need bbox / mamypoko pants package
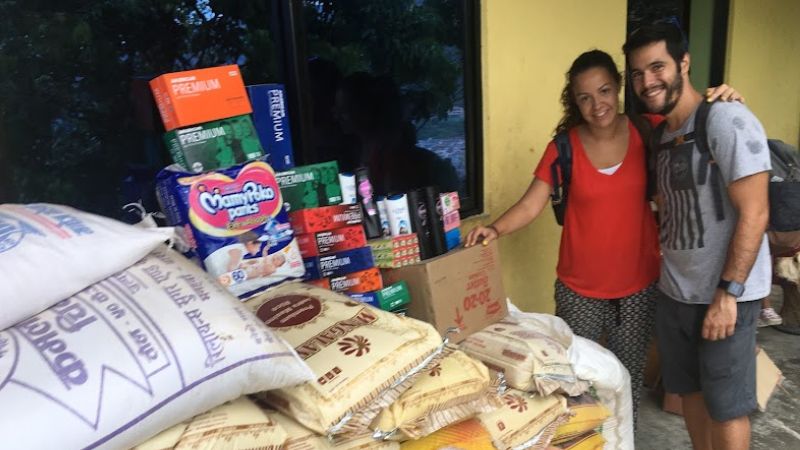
[156,157,305,298]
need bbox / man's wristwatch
[718,278,745,297]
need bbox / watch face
[728,281,745,297]
[719,279,745,297]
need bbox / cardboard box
[302,247,375,280]
[756,347,783,411]
[373,253,422,269]
[276,161,343,212]
[445,228,461,250]
[440,192,461,215]
[150,65,252,131]
[443,210,461,232]
[368,233,419,252]
[662,347,783,416]
[296,224,367,257]
[288,204,362,234]
[246,84,295,171]
[328,267,383,294]
[163,115,263,172]
[381,241,507,343]
[371,241,422,269]
[348,281,411,312]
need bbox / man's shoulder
[706,101,762,131]
[706,102,766,138]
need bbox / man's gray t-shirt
[657,102,772,304]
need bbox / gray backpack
[651,101,800,231]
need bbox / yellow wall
[726,0,800,146]
[473,0,628,313]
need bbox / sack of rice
[460,319,589,396]
[476,389,569,450]
[0,203,172,330]
[135,397,288,450]
[553,431,605,450]
[399,418,495,450]
[552,394,610,446]
[245,283,451,439]
[0,248,313,449]
[269,408,400,450]
[372,349,504,440]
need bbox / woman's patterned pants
[555,279,657,428]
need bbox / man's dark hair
[622,22,688,64]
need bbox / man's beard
[655,70,683,115]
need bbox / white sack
[0,247,314,449]
[0,203,173,329]
[506,303,634,450]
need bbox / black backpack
[651,101,800,231]
[549,114,654,225]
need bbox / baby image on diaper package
[157,157,305,298]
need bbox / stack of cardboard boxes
[150,65,296,173]
[284,177,411,314]
[150,65,264,173]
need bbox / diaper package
[156,157,305,298]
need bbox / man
[623,24,772,450]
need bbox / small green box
[276,161,343,212]
[378,281,411,311]
[163,114,264,173]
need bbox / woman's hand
[705,84,745,103]
[464,225,499,247]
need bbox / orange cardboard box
[149,64,252,131]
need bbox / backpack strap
[627,113,657,200]
[550,132,572,226]
[694,101,725,221]
[650,120,668,194]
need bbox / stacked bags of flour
[0,204,314,449]
[399,306,622,450]
[131,282,502,449]
[453,306,631,450]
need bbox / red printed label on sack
[256,295,323,328]
[186,161,282,237]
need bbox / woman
[465,49,740,425]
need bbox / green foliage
[0,0,279,216]
[302,0,461,121]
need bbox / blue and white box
[246,83,295,171]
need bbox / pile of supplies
[0,63,632,450]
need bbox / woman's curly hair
[553,50,622,137]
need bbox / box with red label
[149,64,252,131]
[381,240,507,343]
[303,247,375,280]
[443,210,461,232]
[296,225,367,257]
[328,267,383,294]
[440,191,461,215]
[288,204,362,235]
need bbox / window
[1,1,482,219]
